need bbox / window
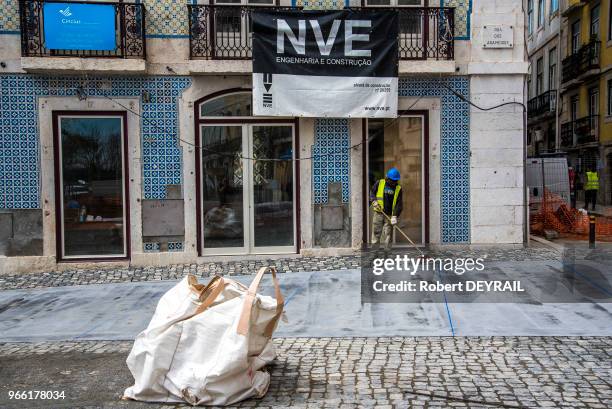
[571,20,581,54]
[550,0,558,14]
[570,95,578,122]
[608,80,612,116]
[528,0,534,34]
[590,5,600,40]
[536,57,544,95]
[589,87,599,117]
[538,0,545,27]
[609,3,612,40]
[53,113,129,260]
[527,76,532,99]
[548,47,557,90]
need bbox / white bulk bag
[123,267,284,406]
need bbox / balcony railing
[19,0,146,58]
[561,40,600,83]
[560,115,599,148]
[528,90,556,118]
[188,6,454,61]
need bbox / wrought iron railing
[19,0,146,58]
[561,40,600,83]
[528,89,556,118]
[188,6,454,60]
[560,115,599,148]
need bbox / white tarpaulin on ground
[252,9,398,118]
[123,267,284,406]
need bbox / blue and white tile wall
[312,119,351,204]
[0,75,191,209]
[399,76,470,243]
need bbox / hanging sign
[253,10,398,118]
[43,3,117,51]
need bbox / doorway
[365,112,428,245]
[196,91,298,255]
[52,112,130,260]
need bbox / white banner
[253,73,398,118]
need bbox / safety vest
[375,179,401,215]
[585,171,599,191]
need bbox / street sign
[482,25,514,49]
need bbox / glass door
[250,125,295,252]
[201,125,247,254]
[56,114,128,259]
[200,123,295,254]
[367,116,425,245]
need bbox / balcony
[561,40,600,85]
[560,115,599,148]
[528,90,557,119]
[19,0,146,73]
[187,6,455,73]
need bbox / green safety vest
[375,179,401,215]
[585,171,599,190]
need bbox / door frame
[194,89,300,256]
[52,111,131,262]
[361,110,430,245]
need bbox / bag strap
[190,275,226,316]
[236,266,284,337]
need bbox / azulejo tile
[312,118,351,204]
[399,76,470,244]
[0,74,191,209]
[0,0,20,32]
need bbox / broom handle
[373,203,425,257]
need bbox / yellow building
[559,0,612,205]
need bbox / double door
[200,123,296,254]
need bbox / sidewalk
[0,243,566,291]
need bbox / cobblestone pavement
[0,337,610,408]
[0,245,568,291]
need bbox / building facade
[0,0,527,272]
[557,0,612,205]
[526,0,562,156]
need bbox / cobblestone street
[1,337,611,408]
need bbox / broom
[372,203,426,258]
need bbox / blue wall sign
[43,3,116,51]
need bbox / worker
[584,166,599,211]
[370,168,402,249]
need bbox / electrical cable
[84,85,419,162]
[75,76,525,164]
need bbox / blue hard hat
[386,168,400,181]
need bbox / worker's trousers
[371,211,393,249]
[585,189,597,211]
